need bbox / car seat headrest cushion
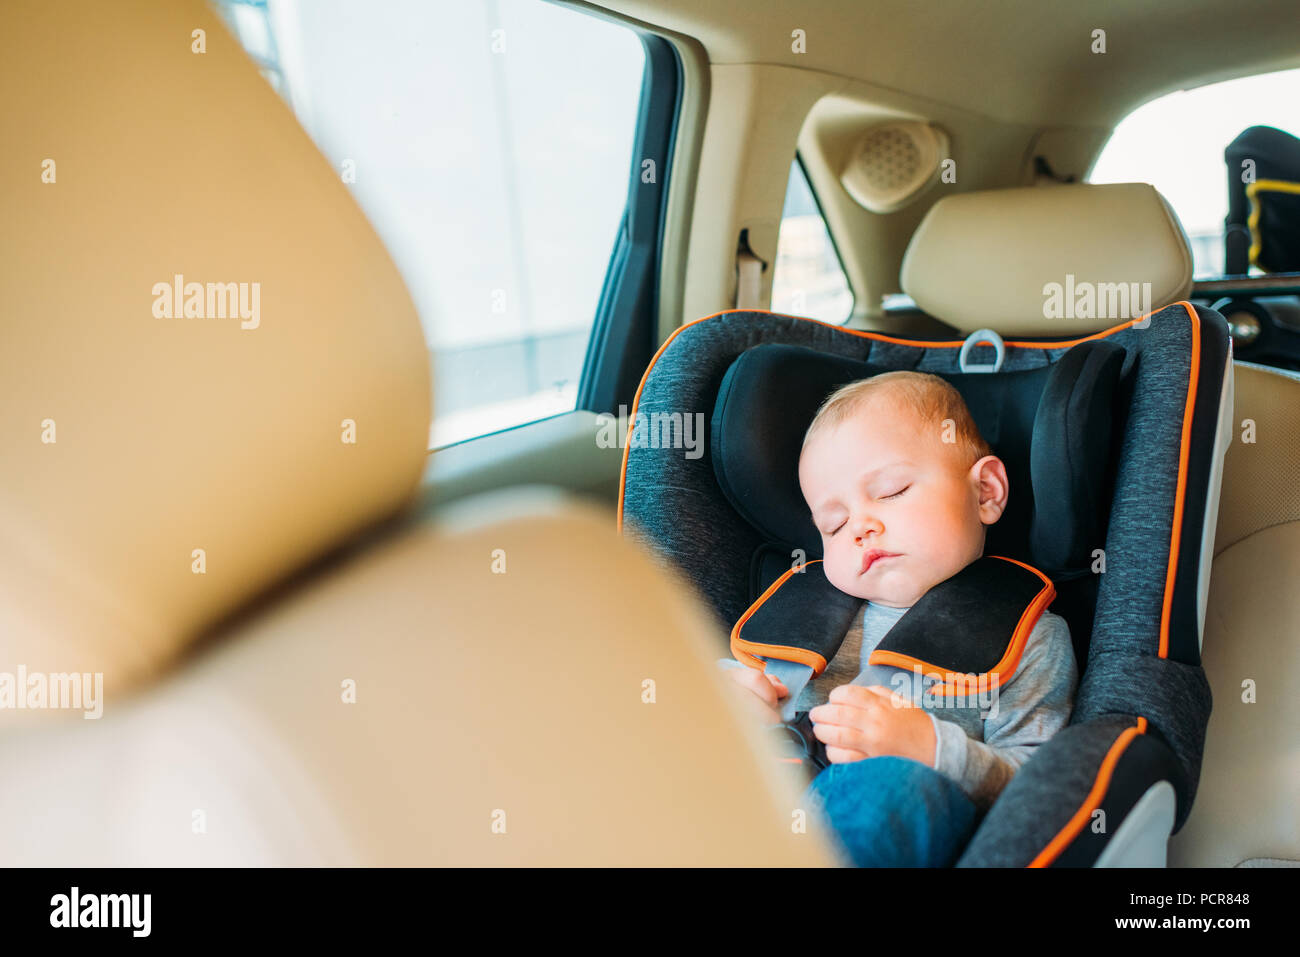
[1029,338,1127,573]
[710,345,891,555]
[710,339,1126,576]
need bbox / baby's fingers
[765,674,789,700]
[725,664,780,706]
[825,745,869,764]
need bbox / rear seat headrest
[900,183,1193,336]
[710,339,1126,577]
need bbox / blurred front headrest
[900,183,1194,335]
[0,0,432,696]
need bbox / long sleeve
[927,610,1078,812]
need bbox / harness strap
[761,658,814,723]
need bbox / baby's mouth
[860,550,901,574]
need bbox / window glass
[1089,68,1300,280]
[212,0,646,447]
[771,158,854,323]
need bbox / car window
[212,0,646,448]
[1089,67,1300,280]
[771,157,854,323]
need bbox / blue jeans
[804,756,980,867]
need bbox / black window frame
[576,32,682,415]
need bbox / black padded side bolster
[956,714,1182,867]
[1048,731,1188,866]
[1029,338,1126,576]
[1073,649,1212,828]
[731,561,862,671]
[872,556,1051,678]
[710,344,893,554]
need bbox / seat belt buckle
[769,710,830,775]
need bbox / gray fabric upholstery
[956,713,1182,866]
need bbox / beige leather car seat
[0,0,834,866]
[1167,361,1300,867]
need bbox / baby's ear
[974,455,1010,523]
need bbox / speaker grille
[841,122,948,214]
[859,126,922,190]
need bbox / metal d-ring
[958,328,1006,373]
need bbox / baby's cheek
[827,554,853,590]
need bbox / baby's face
[798,392,1008,607]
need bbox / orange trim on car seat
[729,560,831,674]
[1158,304,1200,660]
[1028,305,1201,865]
[1028,717,1149,867]
[617,302,1203,664]
[866,555,1055,694]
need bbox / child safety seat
[619,184,1233,867]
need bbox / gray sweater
[794,600,1079,812]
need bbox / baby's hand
[808,685,936,765]
[720,663,788,726]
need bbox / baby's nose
[847,514,889,546]
[852,516,883,542]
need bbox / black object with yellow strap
[1225,125,1300,274]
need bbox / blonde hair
[802,370,993,466]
